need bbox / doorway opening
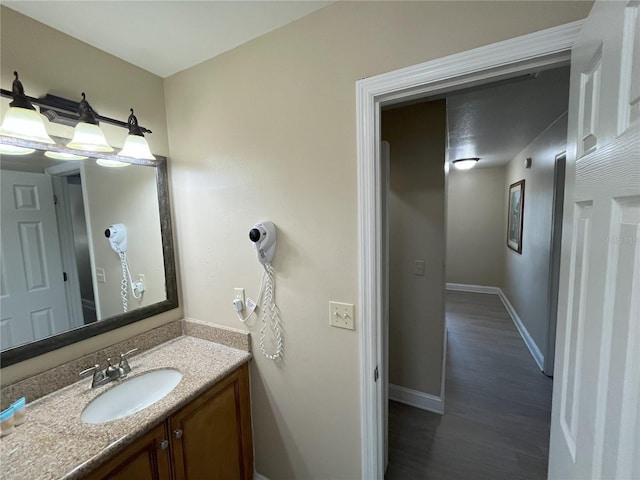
[51,171,97,326]
[356,20,583,478]
[380,64,569,477]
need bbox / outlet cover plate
[330,301,355,330]
[234,288,245,304]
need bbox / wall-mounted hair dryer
[249,221,276,265]
[105,224,127,253]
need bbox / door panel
[549,1,640,478]
[170,365,253,480]
[86,422,171,480]
[0,170,70,349]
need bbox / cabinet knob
[173,429,183,439]
[159,439,169,450]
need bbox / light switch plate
[96,267,106,284]
[330,301,355,330]
[414,260,425,276]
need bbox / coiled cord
[119,251,129,312]
[259,263,283,360]
[116,249,142,313]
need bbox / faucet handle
[79,364,101,378]
[119,348,138,375]
[79,364,105,388]
[121,348,138,358]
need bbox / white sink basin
[81,369,182,424]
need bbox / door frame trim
[356,20,583,479]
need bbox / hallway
[386,290,553,480]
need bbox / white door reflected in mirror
[0,150,167,351]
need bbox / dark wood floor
[386,291,553,480]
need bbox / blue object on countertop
[11,397,25,410]
[0,406,14,422]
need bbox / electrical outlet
[414,260,425,276]
[234,288,245,309]
[330,301,355,330]
[136,274,145,293]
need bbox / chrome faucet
[79,348,138,388]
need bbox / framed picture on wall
[507,179,525,253]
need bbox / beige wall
[447,167,506,286]
[0,7,181,384]
[163,2,591,478]
[82,162,165,319]
[382,101,446,397]
[0,1,593,476]
[0,8,169,156]
[503,113,568,353]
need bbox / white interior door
[381,141,390,473]
[0,170,70,349]
[549,1,640,479]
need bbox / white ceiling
[3,1,332,78]
[446,66,570,168]
[5,2,569,168]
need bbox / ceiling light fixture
[452,157,480,170]
[67,93,113,153]
[118,109,155,160]
[0,72,55,155]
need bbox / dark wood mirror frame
[0,136,178,367]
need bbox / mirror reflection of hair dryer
[104,223,143,312]
[105,224,127,253]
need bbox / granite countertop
[0,335,252,479]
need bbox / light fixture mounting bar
[0,89,152,134]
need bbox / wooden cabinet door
[169,364,253,480]
[86,422,172,480]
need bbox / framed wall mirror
[0,136,178,367]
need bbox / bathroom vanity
[0,321,253,479]
[88,363,252,480]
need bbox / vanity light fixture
[452,157,480,170]
[1,73,154,160]
[118,109,156,160]
[0,72,55,155]
[67,93,114,152]
[96,159,129,168]
[0,144,35,155]
[44,151,88,161]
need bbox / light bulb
[67,123,113,152]
[0,107,55,144]
[118,134,155,160]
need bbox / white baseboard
[446,283,544,371]
[496,289,544,371]
[254,473,269,480]
[389,384,443,415]
[446,282,501,295]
